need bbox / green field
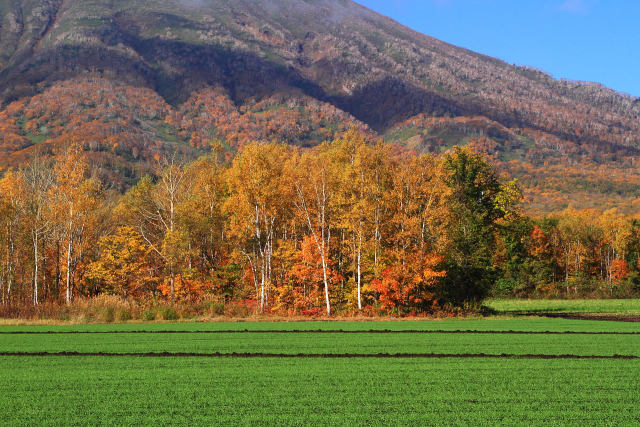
[1,318,639,425]
[1,329,639,356]
[2,317,640,332]
[486,298,640,314]
[2,357,639,425]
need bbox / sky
[354,0,640,97]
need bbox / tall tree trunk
[321,189,331,316]
[42,239,48,301]
[321,254,330,316]
[246,255,260,305]
[33,233,39,306]
[565,250,569,294]
[294,176,331,316]
[260,256,265,312]
[357,233,362,310]
[66,238,73,304]
[56,241,61,297]
[6,234,12,305]
[4,227,13,305]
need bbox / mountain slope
[1,0,639,210]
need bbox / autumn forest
[1,130,639,318]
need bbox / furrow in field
[1,351,638,359]
[1,329,639,335]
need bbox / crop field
[487,298,640,315]
[1,318,639,425]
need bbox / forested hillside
[1,0,639,212]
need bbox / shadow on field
[492,310,640,322]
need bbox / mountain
[1,0,639,211]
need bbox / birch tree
[118,156,192,301]
[0,172,23,305]
[52,144,102,303]
[225,143,292,311]
[22,158,54,305]
[288,143,340,315]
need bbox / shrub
[208,302,225,316]
[492,278,520,297]
[158,307,179,320]
[143,309,156,321]
[224,300,258,318]
[118,309,133,321]
[300,307,321,317]
[103,307,115,323]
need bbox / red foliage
[611,259,630,281]
[371,253,445,312]
[284,236,344,312]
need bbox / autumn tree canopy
[1,132,639,315]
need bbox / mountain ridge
[1,0,639,212]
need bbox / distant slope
[1,0,639,211]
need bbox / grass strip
[2,331,639,356]
[2,318,640,333]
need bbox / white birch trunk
[33,233,39,306]
[66,232,73,304]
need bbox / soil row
[0,351,637,359]
[1,329,638,335]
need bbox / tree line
[0,131,638,316]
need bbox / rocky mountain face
[1,0,639,210]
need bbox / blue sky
[355,0,640,97]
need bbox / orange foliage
[284,236,344,311]
[371,253,445,311]
[157,276,211,302]
[611,259,630,281]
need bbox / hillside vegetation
[1,0,639,211]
